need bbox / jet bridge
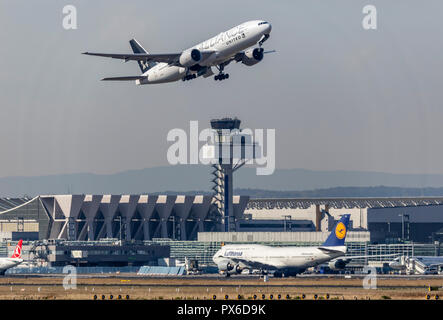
[397,255,443,274]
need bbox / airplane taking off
[0,240,23,275]
[83,20,273,84]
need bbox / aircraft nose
[266,23,272,34]
[213,250,220,263]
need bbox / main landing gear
[214,64,229,81]
[214,73,229,81]
[182,74,196,81]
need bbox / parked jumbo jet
[0,240,23,275]
[213,215,352,277]
[213,215,390,277]
[83,20,273,84]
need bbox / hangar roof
[247,197,443,210]
[3,196,443,213]
[0,198,31,211]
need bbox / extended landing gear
[259,34,270,47]
[214,64,229,81]
[214,73,229,81]
[182,74,197,81]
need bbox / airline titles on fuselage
[225,251,243,257]
[198,25,247,50]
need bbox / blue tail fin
[321,214,350,247]
[129,38,156,73]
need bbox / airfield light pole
[284,215,291,232]
[405,214,410,241]
[398,214,404,241]
[398,213,410,241]
[118,216,122,245]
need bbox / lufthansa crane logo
[335,222,346,239]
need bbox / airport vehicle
[83,20,273,84]
[0,240,23,275]
[389,255,443,274]
[184,257,201,275]
[213,215,353,277]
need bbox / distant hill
[2,165,443,197]
[154,186,443,198]
[234,186,443,198]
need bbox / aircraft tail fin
[321,214,350,247]
[10,239,22,259]
[129,38,156,73]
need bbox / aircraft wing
[427,263,443,267]
[83,50,216,65]
[101,76,147,81]
[334,253,400,262]
[318,247,346,254]
[83,52,181,63]
[232,49,276,62]
[228,257,276,271]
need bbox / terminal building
[1,117,441,271]
[0,195,442,268]
[243,198,443,243]
[0,195,249,242]
[27,240,169,267]
[1,195,443,244]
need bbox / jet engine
[241,48,264,66]
[328,259,347,270]
[179,49,202,67]
[217,261,244,274]
[218,261,234,272]
[234,264,243,274]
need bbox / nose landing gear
[259,34,270,47]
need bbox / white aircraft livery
[83,20,273,84]
[0,240,23,275]
[213,215,354,277]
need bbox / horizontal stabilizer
[318,246,346,254]
[129,38,156,73]
[101,76,147,81]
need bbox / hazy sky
[1,0,443,177]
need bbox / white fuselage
[213,244,346,272]
[0,257,23,273]
[137,20,271,84]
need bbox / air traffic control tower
[205,117,260,232]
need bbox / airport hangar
[0,195,442,268]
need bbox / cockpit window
[258,21,269,26]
